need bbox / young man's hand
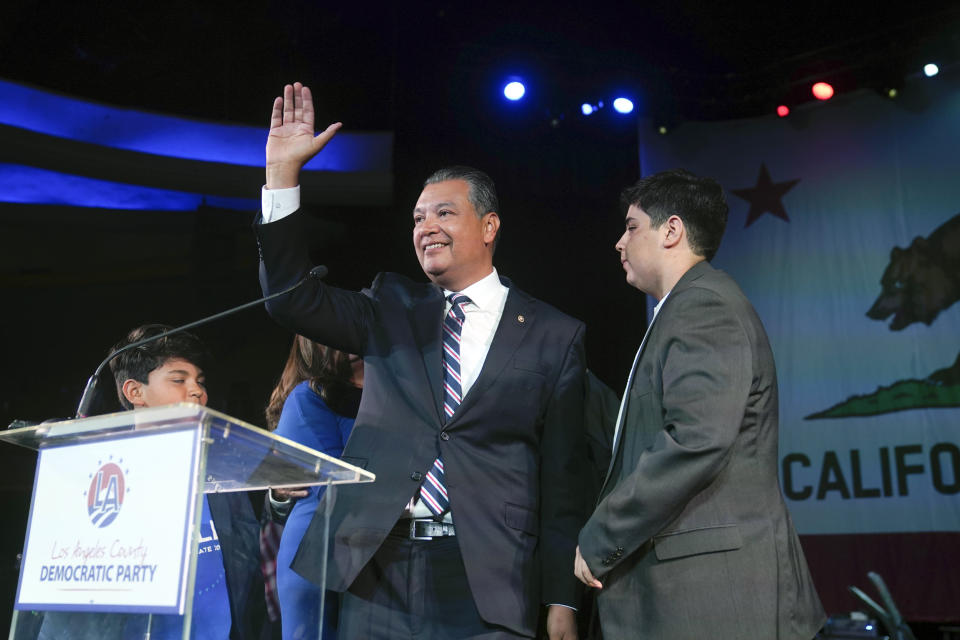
[574,545,602,589]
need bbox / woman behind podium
[265,336,362,640]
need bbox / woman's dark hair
[264,336,358,430]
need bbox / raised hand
[265,82,342,189]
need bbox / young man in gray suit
[256,83,586,639]
[574,170,825,639]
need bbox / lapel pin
[517,314,525,323]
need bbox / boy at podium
[37,325,267,640]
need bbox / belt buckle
[409,518,435,541]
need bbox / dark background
[2,1,960,634]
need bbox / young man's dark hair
[108,324,209,410]
[620,168,729,261]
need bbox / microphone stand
[74,265,328,418]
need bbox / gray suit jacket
[578,261,825,640]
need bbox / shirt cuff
[261,185,301,223]
[548,603,577,612]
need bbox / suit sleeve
[540,322,589,607]
[255,208,375,355]
[578,287,751,576]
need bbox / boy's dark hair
[620,168,729,261]
[108,324,209,410]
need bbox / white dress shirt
[261,185,301,223]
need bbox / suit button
[410,471,423,481]
[440,432,450,441]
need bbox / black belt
[391,517,456,540]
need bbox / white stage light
[613,97,634,114]
[503,81,526,101]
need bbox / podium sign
[2,404,375,640]
[16,427,200,613]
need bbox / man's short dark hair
[424,165,501,249]
[108,324,208,410]
[620,169,729,261]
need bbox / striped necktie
[419,293,471,518]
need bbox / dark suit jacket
[578,261,825,640]
[208,492,267,640]
[255,210,588,636]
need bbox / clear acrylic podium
[2,403,375,640]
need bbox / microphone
[74,265,329,418]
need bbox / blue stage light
[581,103,594,116]
[503,81,526,101]
[924,63,939,77]
[613,97,634,114]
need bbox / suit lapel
[409,287,446,423]
[448,287,533,423]
[598,261,713,497]
[598,315,655,498]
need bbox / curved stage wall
[0,78,392,210]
